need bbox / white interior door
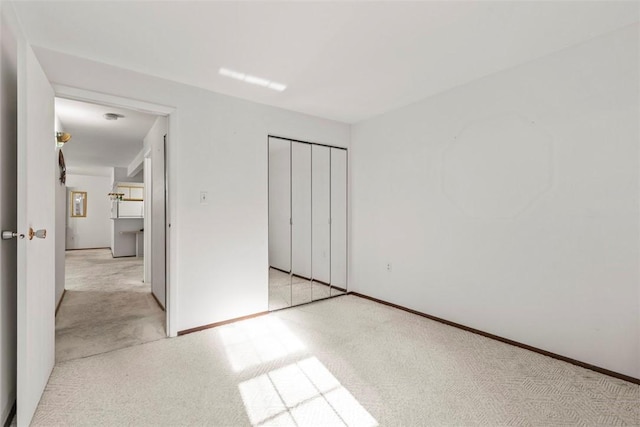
[268,137,291,272]
[151,132,166,308]
[291,142,311,278]
[144,157,152,283]
[16,43,56,426]
[312,145,331,285]
[330,148,347,291]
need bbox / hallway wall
[66,173,112,250]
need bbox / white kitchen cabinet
[129,186,144,200]
[115,183,144,201]
[117,200,144,218]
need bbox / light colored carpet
[56,249,165,362]
[65,248,149,293]
[34,295,638,426]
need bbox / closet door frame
[330,147,348,293]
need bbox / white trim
[127,147,148,178]
[143,157,152,286]
[52,84,175,116]
[54,85,179,337]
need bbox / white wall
[65,173,112,249]
[33,47,350,333]
[113,166,143,184]
[0,3,18,424]
[350,25,640,379]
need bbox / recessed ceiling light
[244,75,270,87]
[219,68,245,80]
[219,67,287,92]
[104,113,125,121]
[267,82,287,92]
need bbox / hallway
[56,249,165,362]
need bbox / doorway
[54,96,170,361]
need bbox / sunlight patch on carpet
[219,317,306,372]
[239,357,377,426]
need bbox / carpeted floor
[56,249,166,362]
[34,294,638,426]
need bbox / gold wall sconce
[56,132,72,148]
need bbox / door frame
[52,85,178,337]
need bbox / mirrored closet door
[291,141,312,306]
[268,136,347,310]
[311,145,331,300]
[268,137,291,310]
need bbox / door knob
[28,228,46,240]
[1,231,25,240]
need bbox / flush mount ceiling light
[104,113,125,121]
[219,68,287,92]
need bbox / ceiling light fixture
[104,113,125,121]
[219,68,287,92]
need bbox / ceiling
[12,1,639,124]
[56,98,158,168]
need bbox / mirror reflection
[268,137,347,311]
[291,141,312,306]
[311,144,330,302]
[70,191,87,218]
[268,137,292,310]
[268,268,291,311]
